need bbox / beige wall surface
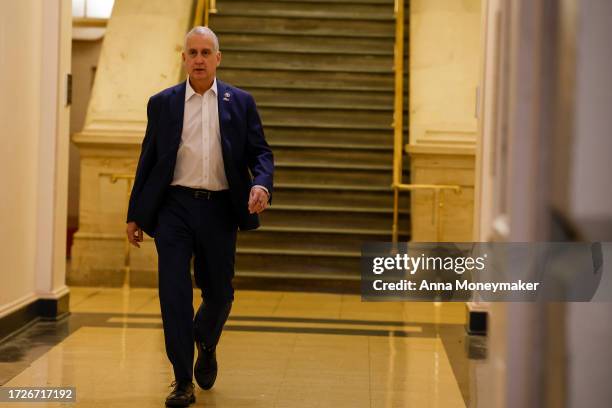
[407,0,481,242]
[71,40,103,135]
[68,39,103,227]
[0,0,42,312]
[0,0,71,317]
[82,0,193,136]
[409,0,481,146]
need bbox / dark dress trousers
[126,79,274,382]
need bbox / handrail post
[194,0,217,27]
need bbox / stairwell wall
[70,0,193,286]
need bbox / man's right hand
[126,221,143,248]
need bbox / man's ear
[216,51,222,67]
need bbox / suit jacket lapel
[217,79,233,152]
[169,81,186,151]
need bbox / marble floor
[0,287,482,407]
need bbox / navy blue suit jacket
[126,79,274,237]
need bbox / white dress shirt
[171,77,229,190]
[171,76,269,198]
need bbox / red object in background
[66,227,78,259]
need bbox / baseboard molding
[0,292,70,344]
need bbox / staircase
[208,0,410,290]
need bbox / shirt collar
[185,76,217,101]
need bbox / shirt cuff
[252,185,270,198]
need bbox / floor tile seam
[80,321,438,338]
[69,289,102,309]
[71,311,465,329]
[271,331,299,406]
[105,317,426,333]
[367,336,373,408]
[68,314,464,339]
[131,293,160,313]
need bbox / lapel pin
[223,92,231,101]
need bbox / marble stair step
[217,68,394,91]
[215,2,394,21]
[271,145,392,167]
[271,185,410,209]
[258,205,409,231]
[211,15,395,38]
[237,228,408,255]
[248,87,395,110]
[220,33,394,55]
[274,163,393,187]
[264,126,396,147]
[221,50,393,73]
[258,106,392,129]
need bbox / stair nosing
[214,29,395,40]
[221,64,393,74]
[257,102,393,111]
[267,204,408,214]
[218,0,395,4]
[264,122,392,131]
[274,161,392,170]
[215,12,395,21]
[270,142,392,151]
[222,46,393,57]
[234,270,362,281]
[256,225,405,235]
[237,248,361,258]
[223,82,394,92]
[275,183,394,192]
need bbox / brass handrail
[391,0,406,243]
[390,0,462,242]
[194,0,217,27]
[99,173,136,288]
[392,183,462,242]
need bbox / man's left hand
[248,187,269,214]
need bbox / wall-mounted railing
[390,0,462,242]
[391,0,406,243]
[392,183,462,242]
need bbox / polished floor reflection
[0,287,477,407]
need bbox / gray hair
[184,26,219,52]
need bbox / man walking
[125,26,274,407]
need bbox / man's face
[182,34,221,82]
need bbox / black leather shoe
[165,381,195,407]
[194,342,218,390]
